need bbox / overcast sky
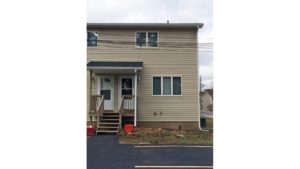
[87,0,213,89]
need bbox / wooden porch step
[102,118,119,120]
[102,115,119,117]
[103,113,119,116]
[101,119,119,121]
[99,122,120,125]
[98,126,119,129]
[103,111,119,114]
[96,130,118,133]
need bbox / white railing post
[134,70,138,126]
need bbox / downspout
[197,26,201,130]
[134,69,138,127]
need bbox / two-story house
[87,23,203,134]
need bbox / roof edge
[87,23,204,29]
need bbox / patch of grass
[119,128,213,145]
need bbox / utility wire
[93,40,213,48]
[88,32,213,41]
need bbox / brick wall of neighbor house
[87,27,199,124]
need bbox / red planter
[87,127,94,136]
[124,124,134,134]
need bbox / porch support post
[89,70,93,126]
[134,69,138,126]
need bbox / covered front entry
[96,75,135,112]
[87,61,143,134]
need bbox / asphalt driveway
[87,135,213,169]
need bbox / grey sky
[87,0,213,89]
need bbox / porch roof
[87,61,143,70]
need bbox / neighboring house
[87,23,204,134]
[200,89,213,112]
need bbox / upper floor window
[136,32,158,48]
[87,32,98,47]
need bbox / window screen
[148,32,158,47]
[100,90,111,100]
[163,77,171,95]
[87,32,98,47]
[173,77,181,95]
[136,32,146,47]
[153,77,161,95]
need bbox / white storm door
[98,76,114,110]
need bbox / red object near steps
[124,124,134,134]
[87,126,94,136]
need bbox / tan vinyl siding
[87,28,198,121]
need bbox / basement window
[153,76,182,96]
[136,32,158,47]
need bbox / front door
[98,76,114,110]
[119,76,135,109]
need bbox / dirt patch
[119,128,213,145]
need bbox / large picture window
[87,32,98,47]
[153,76,181,96]
[136,32,158,47]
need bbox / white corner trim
[197,28,201,130]
[134,71,138,126]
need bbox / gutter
[87,23,204,29]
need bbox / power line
[92,40,213,49]
[96,40,213,44]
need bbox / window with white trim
[87,32,98,47]
[136,32,158,47]
[153,76,181,96]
